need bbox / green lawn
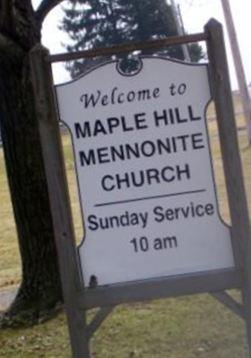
[0,101,251,357]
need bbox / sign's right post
[205,19,251,355]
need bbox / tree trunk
[0,17,62,327]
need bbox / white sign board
[56,57,234,287]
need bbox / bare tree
[0,0,65,328]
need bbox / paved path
[0,287,18,311]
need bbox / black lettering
[79,150,96,166]
[141,141,156,157]
[153,206,165,222]
[109,216,120,228]
[93,120,107,136]
[80,90,101,108]
[189,105,201,121]
[190,202,196,217]
[131,171,144,187]
[192,133,205,149]
[74,122,91,139]
[177,134,189,151]
[178,83,186,95]
[127,91,136,102]
[100,218,109,230]
[153,87,160,98]
[116,172,130,189]
[171,136,177,152]
[110,145,125,162]
[176,164,190,180]
[169,109,175,124]
[163,236,178,248]
[101,175,115,191]
[156,138,172,154]
[165,209,174,221]
[97,147,109,164]
[135,113,148,130]
[121,116,134,132]
[118,92,124,103]
[111,87,118,104]
[170,83,176,96]
[205,203,214,215]
[196,204,204,216]
[154,238,163,250]
[174,208,180,219]
[107,117,120,133]
[161,166,175,182]
[154,109,168,127]
[87,215,99,231]
[146,168,160,184]
[137,89,150,101]
[175,108,187,123]
[180,206,190,218]
[101,95,109,106]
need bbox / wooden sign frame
[30,19,251,357]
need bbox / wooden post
[205,19,251,356]
[28,26,251,355]
[221,0,251,144]
[30,44,90,358]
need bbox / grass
[0,151,21,289]
[0,295,248,357]
[0,95,251,357]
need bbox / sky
[32,0,251,89]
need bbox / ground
[0,95,251,357]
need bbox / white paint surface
[56,57,234,287]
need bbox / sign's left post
[29,44,90,358]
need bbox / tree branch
[36,0,65,24]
